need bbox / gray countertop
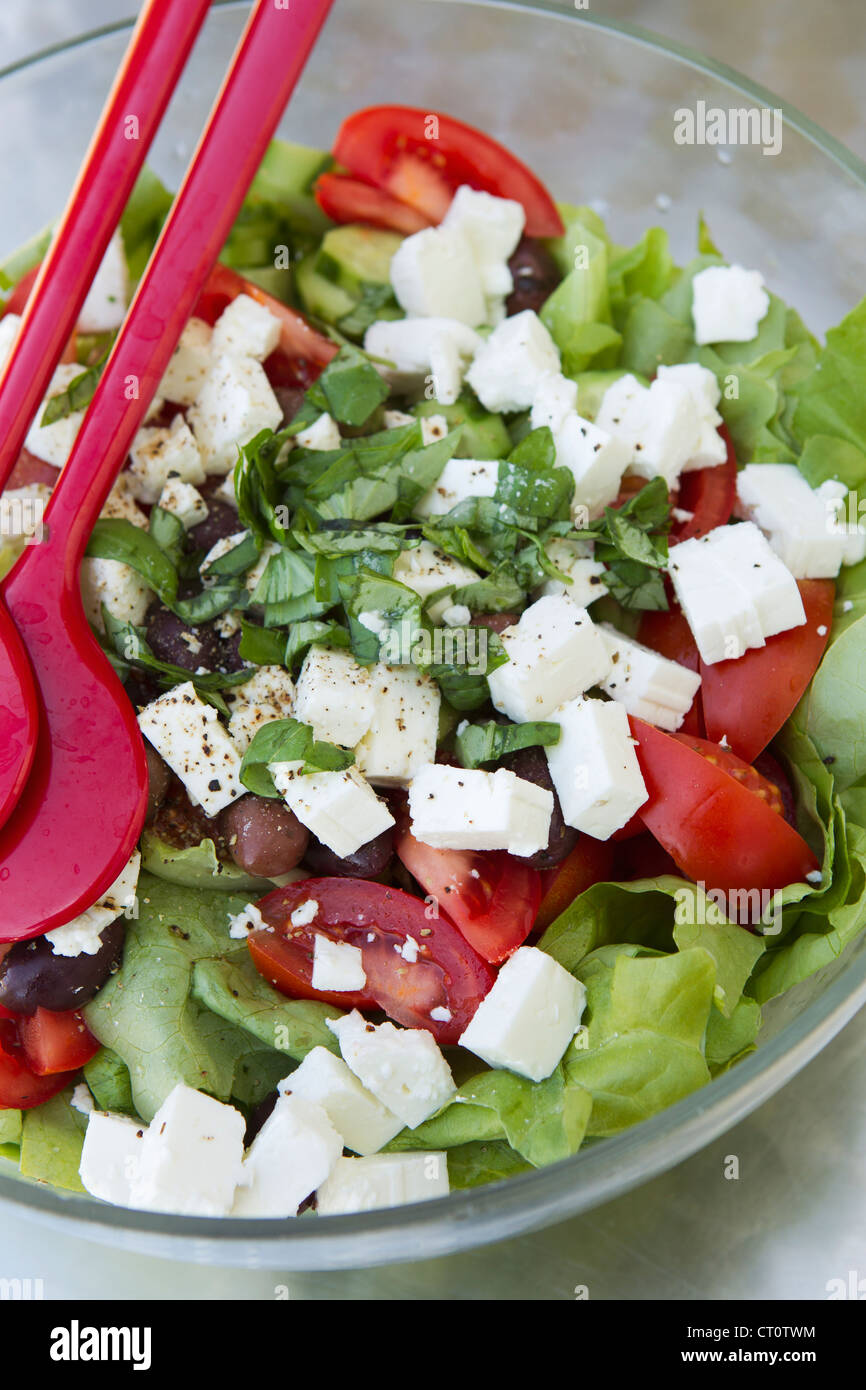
[1,0,864,1300]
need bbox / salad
[1,104,865,1220]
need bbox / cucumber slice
[314,224,404,294]
[414,397,512,460]
[296,253,357,325]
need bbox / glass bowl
[1,0,865,1271]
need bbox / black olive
[0,920,125,1016]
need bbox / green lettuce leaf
[19,1091,88,1193]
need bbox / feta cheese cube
[45,850,140,957]
[556,412,631,518]
[530,370,578,436]
[138,681,246,815]
[488,594,611,722]
[211,293,281,361]
[232,1093,342,1218]
[78,232,128,332]
[667,522,806,664]
[296,412,341,451]
[79,1111,147,1207]
[131,1084,245,1217]
[597,623,702,731]
[311,934,367,993]
[354,664,441,787]
[159,317,213,405]
[736,462,866,577]
[80,556,152,632]
[365,317,482,405]
[536,537,608,605]
[269,761,395,857]
[281,1047,403,1156]
[316,1151,449,1215]
[327,1010,456,1129]
[128,415,205,503]
[413,457,499,519]
[157,478,209,530]
[597,375,702,488]
[25,363,86,468]
[392,539,480,622]
[443,185,524,280]
[389,224,487,326]
[294,646,376,747]
[465,310,561,413]
[188,352,282,474]
[459,945,586,1082]
[227,663,295,716]
[691,263,770,345]
[0,312,22,371]
[100,473,148,528]
[408,763,553,857]
[545,695,648,838]
[656,363,727,470]
[441,602,471,626]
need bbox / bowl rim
[1,0,866,1268]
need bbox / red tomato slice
[534,836,615,932]
[670,426,737,543]
[332,105,565,238]
[6,446,59,490]
[248,877,495,1045]
[673,732,787,818]
[700,579,835,762]
[395,829,541,964]
[637,598,704,735]
[18,1007,100,1077]
[314,172,433,235]
[0,1021,75,1109]
[195,264,337,388]
[631,717,819,897]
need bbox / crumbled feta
[232,1093,342,1218]
[413,457,499,519]
[392,539,479,622]
[79,1111,147,1207]
[188,352,282,474]
[0,312,22,371]
[692,264,770,345]
[128,415,205,503]
[441,602,472,627]
[80,556,152,632]
[25,363,87,468]
[389,223,487,326]
[327,1010,456,1129]
[365,317,482,405]
[227,902,266,940]
[311,934,367,993]
[442,184,525,320]
[736,463,866,577]
[290,899,320,928]
[100,473,148,528]
[296,412,341,451]
[459,945,586,1082]
[536,537,608,605]
[45,850,140,956]
[408,763,553,857]
[70,1084,95,1115]
[138,681,245,815]
[156,477,209,530]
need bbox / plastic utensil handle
[41,0,336,566]
[0,0,212,494]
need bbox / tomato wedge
[395,829,541,964]
[0,1020,75,1109]
[700,579,835,762]
[670,426,737,543]
[630,717,819,898]
[332,105,565,238]
[534,836,615,932]
[195,264,337,387]
[637,598,704,735]
[17,1007,100,1077]
[314,172,433,235]
[248,877,495,1045]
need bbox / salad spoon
[0,0,336,937]
[0,0,213,831]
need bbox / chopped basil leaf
[239,717,355,798]
[305,343,389,426]
[455,719,561,769]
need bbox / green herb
[41,349,109,425]
[305,342,389,426]
[239,717,355,798]
[455,718,560,768]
